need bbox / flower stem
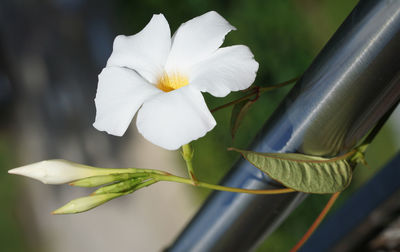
[153,174,295,194]
[211,76,299,113]
[290,192,341,252]
[100,167,170,175]
[181,143,198,185]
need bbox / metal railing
[302,152,400,251]
[168,0,400,251]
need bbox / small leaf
[229,148,353,194]
[52,193,124,214]
[230,99,255,139]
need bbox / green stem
[211,76,299,113]
[99,167,170,176]
[181,143,198,185]
[211,90,259,113]
[154,174,295,194]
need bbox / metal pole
[168,0,400,251]
[301,152,400,251]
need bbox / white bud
[8,160,115,184]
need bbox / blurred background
[1,0,399,251]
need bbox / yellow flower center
[157,72,189,92]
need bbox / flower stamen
[157,72,189,92]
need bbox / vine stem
[153,174,295,194]
[211,76,299,113]
[290,192,341,252]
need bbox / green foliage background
[0,135,28,251]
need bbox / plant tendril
[290,192,341,252]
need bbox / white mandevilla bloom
[93,11,259,150]
[8,160,121,184]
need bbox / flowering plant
[8,11,371,251]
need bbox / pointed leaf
[230,99,255,139]
[230,148,352,194]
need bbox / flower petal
[136,86,216,150]
[190,45,259,97]
[165,11,236,73]
[107,14,171,84]
[93,67,162,136]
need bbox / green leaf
[230,99,256,139]
[229,148,353,194]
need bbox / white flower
[8,160,124,184]
[93,11,259,150]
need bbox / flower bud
[8,160,124,184]
[52,193,123,214]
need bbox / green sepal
[69,173,149,187]
[230,148,353,194]
[92,178,145,195]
